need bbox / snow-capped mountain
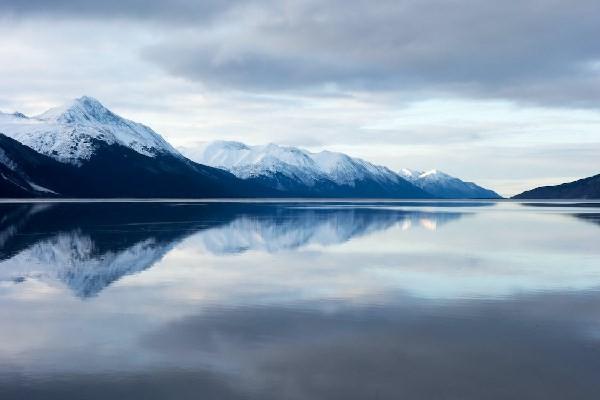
[190,141,403,186]
[0,98,268,198]
[400,169,501,199]
[0,96,179,164]
[181,140,501,198]
[181,141,430,198]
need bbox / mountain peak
[420,169,443,178]
[36,96,119,124]
[0,110,28,119]
[209,140,250,150]
[400,168,422,180]
[420,169,441,177]
[402,168,501,198]
[73,95,107,111]
[12,111,28,119]
[1,96,180,162]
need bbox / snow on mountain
[181,140,501,198]
[0,147,17,171]
[0,136,59,196]
[0,96,180,163]
[400,169,501,199]
[399,168,421,181]
[183,140,412,188]
[190,141,320,185]
[311,150,402,186]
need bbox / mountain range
[0,97,269,198]
[0,95,499,198]
[180,140,501,198]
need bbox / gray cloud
[141,0,600,106]
[2,0,600,106]
[0,0,238,24]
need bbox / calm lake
[1,200,599,399]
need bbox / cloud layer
[4,0,600,105]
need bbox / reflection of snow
[0,205,463,297]
[0,231,176,298]
[419,218,437,231]
[197,210,460,254]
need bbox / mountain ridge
[182,140,500,199]
[400,168,502,199]
[181,140,431,198]
[513,174,600,199]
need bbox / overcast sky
[1,0,599,195]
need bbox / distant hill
[513,174,600,199]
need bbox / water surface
[1,200,599,399]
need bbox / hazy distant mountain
[400,169,501,199]
[181,140,431,198]
[181,141,501,199]
[513,174,600,199]
[0,97,269,198]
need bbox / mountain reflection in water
[0,202,469,297]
